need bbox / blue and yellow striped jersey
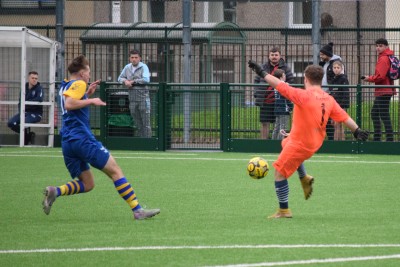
[58,79,94,141]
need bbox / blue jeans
[7,112,42,133]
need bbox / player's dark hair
[28,71,38,76]
[273,69,285,79]
[129,49,142,57]
[269,46,281,54]
[68,55,89,74]
[304,65,324,85]
[375,38,388,46]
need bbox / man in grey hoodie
[118,50,152,138]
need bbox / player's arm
[65,96,105,110]
[86,79,101,96]
[248,60,283,88]
[63,80,105,110]
[343,117,369,141]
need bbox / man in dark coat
[254,46,294,139]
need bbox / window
[150,1,165,22]
[0,0,56,14]
[288,1,312,28]
[212,58,234,83]
[111,1,121,23]
[0,0,55,9]
[289,58,312,84]
[223,1,236,23]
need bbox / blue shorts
[62,137,110,178]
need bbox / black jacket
[331,74,350,109]
[19,82,43,115]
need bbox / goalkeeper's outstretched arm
[343,117,358,133]
[248,60,284,89]
[343,118,369,141]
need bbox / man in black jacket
[8,71,43,144]
[254,46,294,139]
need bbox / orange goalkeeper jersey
[276,82,349,152]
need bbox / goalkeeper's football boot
[133,208,160,220]
[42,186,57,215]
[300,174,314,200]
[268,208,293,219]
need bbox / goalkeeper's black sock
[297,163,307,179]
[275,180,289,209]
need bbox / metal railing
[98,82,400,154]
[2,81,399,154]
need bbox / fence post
[158,83,167,151]
[220,83,231,151]
[99,81,106,143]
[356,83,362,128]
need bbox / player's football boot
[268,208,293,219]
[133,208,160,220]
[300,174,314,200]
[42,186,57,215]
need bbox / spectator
[118,50,152,138]
[254,46,294,139]
[331,61,350,140]
[271,69,292,140]
[7,71,43,145]
[362,38,396,142]
[319,42,343,141]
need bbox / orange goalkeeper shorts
[273,137,314,178]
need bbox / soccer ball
[247,157,269,179]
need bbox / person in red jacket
[362,38,396,142]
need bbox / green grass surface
[0,148,399,266]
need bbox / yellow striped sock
[114,178,141,211]
[58,180,85,196]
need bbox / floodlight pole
[55,0,65,130]
[182,0,192,144]
[56,0,65,82]
[312,0,321,65]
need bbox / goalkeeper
[248,61,369,219]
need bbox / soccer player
[248,60,369,219]
[42,55,160,220]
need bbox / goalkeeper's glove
[248,60,267,78]
[353,128,369,141]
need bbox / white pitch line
[1,244,400,254]
[204,254,400,267]
[0,151,199,156]
[0,153,399,164]
[0,150,359,159]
